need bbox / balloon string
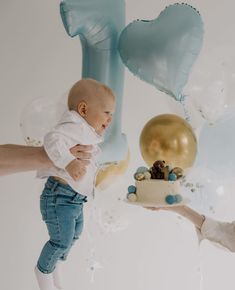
[180,94,191,123]
[198,246,205,290]
[84,205,103,283]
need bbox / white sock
[53,262,64,289]
[34,266,55,290]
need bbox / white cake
[127,179,188,207]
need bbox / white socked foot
[34,266,56,290]
[198,217,235,252]
[53,262,64,289]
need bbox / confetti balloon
[20,97,66,146]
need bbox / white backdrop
[1,1,235,290]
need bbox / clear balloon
[181,167,226,216]
[195,111,235,178]
[20,97,66,146]
[118,3,204,101]
[92,179,135,234]
[186,45,235,124]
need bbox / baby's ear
[77,101,87,117]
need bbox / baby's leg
[37,201,78,274]
[54,206,84,289]
[37,181,86,289]
[59,207,84,261]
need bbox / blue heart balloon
[118,3,204,101]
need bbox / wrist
[199,215,206,230]
[39,147,53,169]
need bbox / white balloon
[182,167,226,217]
[20,97,66,146]
[185,45,235,125]
[92,182,135,234]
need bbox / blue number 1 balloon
[60,0,128,165]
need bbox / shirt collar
[60,110,103,144]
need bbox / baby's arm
[65,159,88,181]
[44,124,89,181]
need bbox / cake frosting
[126,160,188,207]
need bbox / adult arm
[168,205,205,230]
[146,205,205,229]
[0,144,92,176]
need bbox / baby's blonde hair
[68,78,114,111]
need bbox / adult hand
[144,205,184,212]
[144,206,170,211]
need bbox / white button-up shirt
[37,110,103,197]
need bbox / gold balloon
[96,150,130,190]
[140,114,197,169]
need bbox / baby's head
[68,78,115,135]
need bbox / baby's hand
[69,144,93,160]
[65,159,89,181]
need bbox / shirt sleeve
[43,123,80,169]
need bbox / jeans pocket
[40,196,47,221]
[71,193,87,204]
[56,195,83,206]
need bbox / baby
[35,78,115,290]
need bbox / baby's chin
[96,128,105,136]
[96,125,108,135]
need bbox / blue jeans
[37,177,87,274]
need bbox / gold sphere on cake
[96,150,130,190]
[139,114,197,169]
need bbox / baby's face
[84,94,115,135]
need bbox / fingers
[79,159,90,166]
[144,206,170,211]
[72,159,89,181]
[70,144,93,159]
[72,167,87,181]
[73,144,93,152]
[75,151,92,159]
[144,207,160,211]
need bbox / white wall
[1,1,235,290]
